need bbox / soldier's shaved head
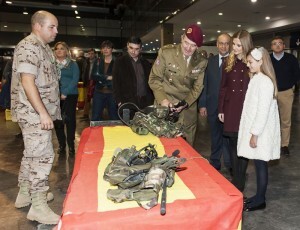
[31,10,55,27]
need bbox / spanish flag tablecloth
[57,126,242,230]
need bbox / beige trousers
[277,88,294,147]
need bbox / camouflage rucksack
[103,144,186,210]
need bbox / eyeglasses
[272,41,284,46]
[218,42,229,46]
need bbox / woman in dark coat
[218,30,253,192]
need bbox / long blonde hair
[225,30,253,72]
[247,47,278,98]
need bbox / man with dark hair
[149,25,207,145]
[113,36,154,109]
[270,36,300,155]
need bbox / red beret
[185,24,203,47]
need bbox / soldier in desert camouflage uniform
[10,10,61,225]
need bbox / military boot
[27,192,60,225]
[15,182,54,208]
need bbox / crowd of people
[1,9,299,226]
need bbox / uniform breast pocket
[186,71,200,86]
[166,67,179,84]
[166,67,178,76]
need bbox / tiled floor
[0,91,299,229]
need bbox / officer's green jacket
[149,44,208,144]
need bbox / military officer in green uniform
[149,24,208,145]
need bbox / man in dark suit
[199,33,231,172]
[113,36,154,109]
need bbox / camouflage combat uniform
[11,33,61,192]
[149,44,207,145]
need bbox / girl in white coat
[238,47,280,211]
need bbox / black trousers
[54,94,78,150]
[228,136,249,192]
[208,113,231,170]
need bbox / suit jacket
[112,53,153,108]
[198,54,222,116]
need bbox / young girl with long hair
[238,47,280,211]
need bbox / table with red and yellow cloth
[57,126,242,230]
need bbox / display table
[57,126,242,230]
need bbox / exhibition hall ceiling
[0,0,300,50]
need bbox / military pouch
[130,124,149,135]
[107,187,158,210]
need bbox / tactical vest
[103,144,186,210]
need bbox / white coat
[237,72,280,161]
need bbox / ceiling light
[203,34,205,37]
[218,12,223,16]
[23,11,28,15]
[265,16,270,20]
[172,10,179,15]
[4,25,8,28]
[150,42,153,44]
[197,21,201,25]
[71,5,77,8]
[217,30,221,33]
[237,24,241,27]
[6,1,12,4]
[159,20,163,24]
[156,39,159,42]
[146,43,148,46]
[75,10,78,14]
[182,28,185,31]
[251,0,257,2]
[76,16,81,19]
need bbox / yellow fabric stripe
[97,126,195,212]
